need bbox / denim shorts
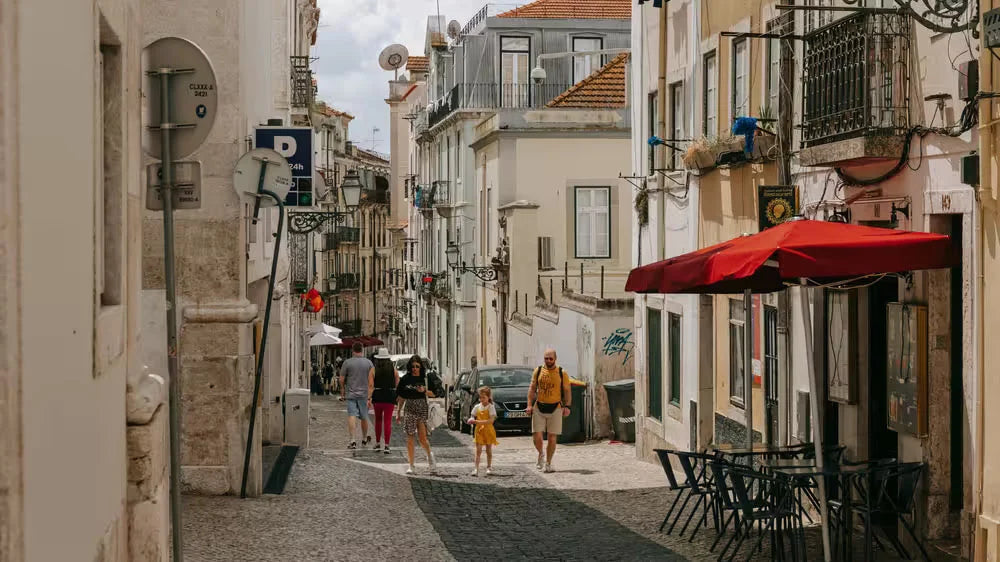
[346,398,369,421]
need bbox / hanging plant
[634,186,649,226]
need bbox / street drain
[263,445,299,494]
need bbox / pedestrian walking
[371,347,398,454]
[467,386,498,477]
[322,361,335,395]
[395,355,437,474]
[333,355,344,397]
[526,348,572,473]
[339,342,374,449]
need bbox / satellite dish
[378,44,409,73]
[232,148,293,207]
[447,20,462,40]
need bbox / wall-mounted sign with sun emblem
[757,185,800,231]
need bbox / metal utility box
[283,388,311,447]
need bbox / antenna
[370,127,381,151]
[378,44,409,79]
[447,20,462,40]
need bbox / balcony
[332,319,361,337]
[799,10,911,166]
[427,83,573,129]
[415,184,435,216]
[335,226,360,244]
[328,273,360,293]
[290,56,315,110]
[413,108,429,140]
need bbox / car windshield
[479,369,533,388]
[395,359,409,371]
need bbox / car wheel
[447,407,458,431]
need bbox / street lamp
[446,241,499,283]
[340,169,363,210]
[287,170,362,234]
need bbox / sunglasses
[411,364,422,369]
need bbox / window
[537,236,553,270]
[765,29,780,117]
[731,38,749,120]
[729,299,746,407]
[703,52,718,136]
[362,257,367,291]
[574,187,611,258]
[647,308,662,421]
[669,82,684,170]
[500,37,530,107]
[804,0,833,32]
[573,36,603,83]
[648,91,658,174]
[669,312,681,406]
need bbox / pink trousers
[373,402,395,444]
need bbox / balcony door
[500,36,530,108]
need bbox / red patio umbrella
[625,218,956,562]
[625,219,957,294]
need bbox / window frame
[731,38,749,121]
[729,298,746,408]
[647,307,663,421]
[668,312,682,406]
[703,51,718,136]
[500,36,531,107]
[573,186,612,259]
[669,81,684,170]
[572,36,604,83]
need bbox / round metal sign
[233,148,293,207]
[142,37,218,160]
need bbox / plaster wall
[16,0,146,558]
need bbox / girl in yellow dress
[468,386,499,476]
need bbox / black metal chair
[673,451,722,542]
[653,449,692,534]
[717,466,799,562]
[850,462,931,561]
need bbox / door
[500,37,530,108]
[764,305,779,444]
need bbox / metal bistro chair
[825,457,898,561]
[707,458,772,556]
[654,449,692,535]
[717,466,799,562]
[673,450,723,542]
[851,462,931,562]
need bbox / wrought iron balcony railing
[290,56,315,109]
[431,180,449,206]
[800,10,911,148]
[427,83,573,128]
[415,185,435,211]
[333,319,361,337]
[335,226,360,244]
[329,273,360,292]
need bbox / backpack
[532,366,566,414]
[427,370,446,398]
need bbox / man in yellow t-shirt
[526,348,572,473]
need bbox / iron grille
[290,55,314,109]
[431,180,449,206]
[800,10,911,148]
[427,83,573,128]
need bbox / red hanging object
[301,288,324,312]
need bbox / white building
[2,0,170,559]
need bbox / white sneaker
[486,467,493,476]
[536,453,544,470]
[544,463,554,473]
[428,452,437,471]
[469,468,479,477]
[405,465,415,475]
[373,442,382,451]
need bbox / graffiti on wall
[600,328,634,365]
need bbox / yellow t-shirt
[535,366,566,404]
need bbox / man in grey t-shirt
[339,342,375,449]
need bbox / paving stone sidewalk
[184,393,832,561]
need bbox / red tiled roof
[547,53,628,109]
[315,102,355,121]
[498,0,630,19]
[406,56,429,73]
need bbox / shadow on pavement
[409,478,687,561]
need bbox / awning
[625,219,957,294]
[332,336,385,348]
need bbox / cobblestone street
[183,395,825,561]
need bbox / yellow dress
[473,405,499,446]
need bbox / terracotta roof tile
[547,53,628,109]
[498,0,630,19]
[406,56,429,73]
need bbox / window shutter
[537,237,553,270]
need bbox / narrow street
[182,395,734,561]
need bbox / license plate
[505,411,529,418]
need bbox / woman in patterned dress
[395,355,437,474]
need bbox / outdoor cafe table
[771,463,876,562]
[709,443,805,464]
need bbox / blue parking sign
[254,127,314,206]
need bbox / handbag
[427,401,447,430]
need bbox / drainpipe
[974,10,991,551]
[657,1,668,262]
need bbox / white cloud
[313,0,480,152]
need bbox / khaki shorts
[532,406,563,435]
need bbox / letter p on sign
[274,136,297,158]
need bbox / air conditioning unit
[537,236,553,270]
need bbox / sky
[312,0,484,154]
